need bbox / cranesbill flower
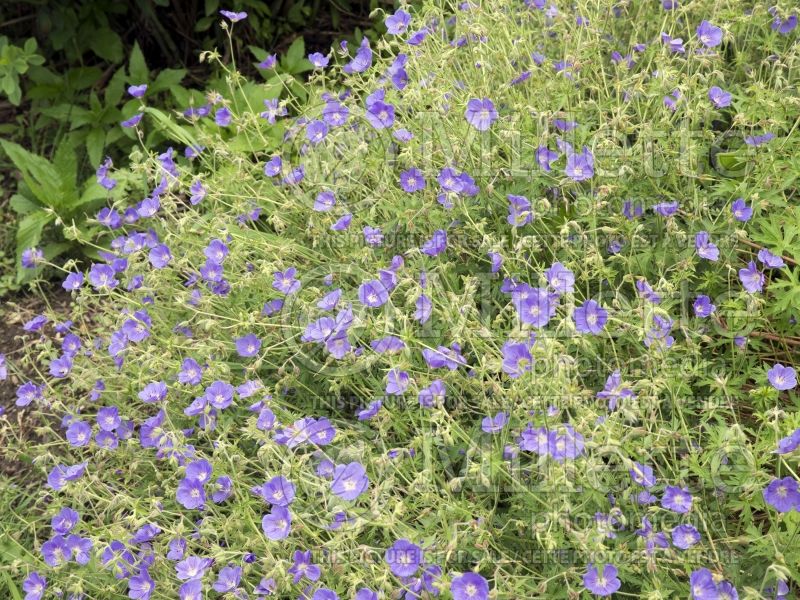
[767,364,797,391]
[176,478,205,509]
[731,198,752,222]
[331,213,352,231]
[565,146,594,181]
[653,201,679,216]
[697,20,723,47]
[536,146,558,171]
[763,477,800,512]
[636,279,661,304]
[451,572,489,600]
[386,369,409,395]
[709,86,731,108]
[96,157,117,190]
[66,421,91,447]
[306,120,328,144]
[176,556,211,581]
[519,426,549,455]
[672,524,701,549]
[501,341,533,378]
[261,475,295,506]
[464,98,498,131]
[88,263,119,289]
[22,572,46,600]
[400,167,426,192]
[545,262,574,294]
[331,462,369,500]
[738,261,764,293]
[262,505,292,540]
[690,568,718,600]
[635,517,668,555]
[693,295,715,318]
[777,428,800,454]
[288,550,321,583]
[41,535,70,567]
[385,539,423,578]
[220,9,247,22]
[178,580,202,600]
[385,9,411,34]
[235,333,261,358]
[758,248,786,269]
[366,100,395,129]
[128,568,155,600]
[343,37,372,73]
[359,280,390,308]
[418,379,446,407]
[574,299,608,334]
[355,589,378,600]
[215,107,232,126]
[97,406,120,432]
[597,370,635,410]
[213,565,242,593]
[149,244,172,269]
[62,272,84,291]
[481,412,508,434]
[516,287,555,328]
[309,52,329,68]
[274,268,301,295]
[662,485,693,513]
[507,194,533,226]
[583,564,621,596]
[421,230,447,256]
[695,232,719,261]
[52,507,79,534]
[745,132,775,146]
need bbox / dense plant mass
[4,1,800,598]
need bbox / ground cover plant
[3,0,800,598]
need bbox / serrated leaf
[85,128,106,169]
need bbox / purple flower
[97,406,121,431]
[179,359,203,385]
[697,20,723,47]
[213,565,242,593]
[220,10,247,22]
[22,572,46,600]
[635,517,668,554]
[385,539,423,578]
[386,369,409,395]
[273,267,301,295]
[745,132,775,146]
[366,100,395,129]
[235,333,261,358]
[358,279,390,308]
[451,572,489,600]
[262,505,292,540]
[176,478,205,509]
[515,287,555,327]
[128,84,147,98]
[763,477,800,512]
[731,198,752,222]
[767,364,797,391]
[464,98,498,131]
[481,412,508,434]
[51,507,79,534]
[583,564,621,596]
[288,550,321,583]
[385,9,411,34]
[758,248,786,269]
[693,295,715,318]
[777,428,800,455]
[672,524,701,549]
[176,556,212,581]
[488,251,503,273]
[178,580,203,600]
[309,52,329,68]
[41,535,70,566]
[738,261,764,293]
[260,475,295,506]
[258,54,277,69]
[772,14,798,35]
[88,263,119,289]
[215,107,232,126]
[363,226,383,247]
[418,379,445,407]
[690,568,718,600]
[661,485,693,513]
[653,201,679,217]
[695,231,719,261]
[709,86,731,108]
[574,299,608,334]
[343,37,372,74]
[128,568,155,600]
[421,229,447,256]
[400,167,426,192]
[331,462,369,500]
[630,462,656,488]
[536,146,558,171]
[66,421,92,447]
[149,244,172,269]
[62,271,84,291]
[205,380,234,409]
[507,194,533,226]
[501,341,533,378]
[96,157,117,190]
[597,370,635,410]
[565,147,594,181]
[545,262,574,294]
[306,120,329,144]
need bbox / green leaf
[85,128,106,168]
[144,107,200,149]
[129,41,148,84]
[15,210,54,282]
[105,66,127,107]
[151,68,187,93]
[89,28,123,63]
[9,193,40,215]
[0,139,66,211]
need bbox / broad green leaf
[0,139,66,211]
[15,209,54,282]
[9,193,40,215]
[89,28,123,63]
[129,41,148,84]
[86,128,106,168]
